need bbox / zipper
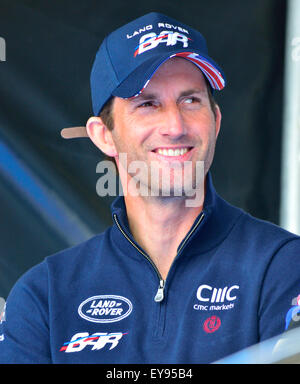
[154,279,165,302]
[113,211,205,303]
[113,213,165,302]
[177,212,205,255]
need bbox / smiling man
[1,12,300,364]
[87,56,221,279]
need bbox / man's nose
[158,105,187,138]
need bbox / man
[0,12,299,364]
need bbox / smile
[153,147,192,157]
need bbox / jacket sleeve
[258,238,300,342]
[0,262,51,363]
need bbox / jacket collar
[110,172,242,256]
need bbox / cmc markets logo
[78,295,133,323]
[194,284,240,312]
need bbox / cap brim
[61,51,225,140]
[112,50,225,99]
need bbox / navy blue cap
[90,12,226,116]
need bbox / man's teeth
[156,148,189,156]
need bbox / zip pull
[154,280,165,302]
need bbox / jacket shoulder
[239,209,300,244]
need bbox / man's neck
[124,194,204,280]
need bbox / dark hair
[205,79,218,120]
[99,77,218,131]
[99,97,115,131]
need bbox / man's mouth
[152,147,193,157]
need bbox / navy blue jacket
[1,174,300,363]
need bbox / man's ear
[86,116,117,157]
[215,105,222,139]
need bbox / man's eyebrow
[179,88,207,97]
[129,88,206,102]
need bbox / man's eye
[138,101,155,108]
[183,97,200,104]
